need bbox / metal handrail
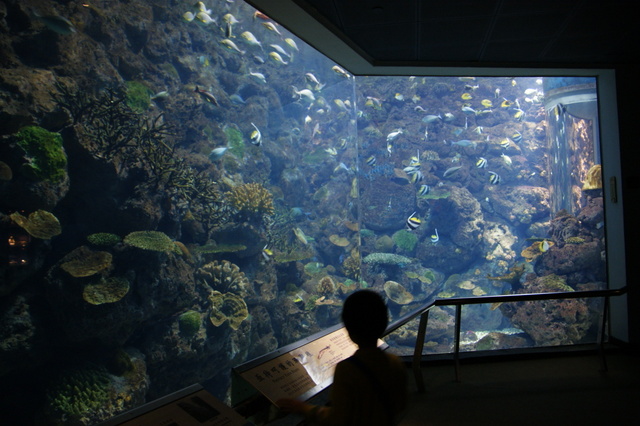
[383,286,627,392]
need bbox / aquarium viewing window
[0,0,626,424]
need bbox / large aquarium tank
[0,0,620,424]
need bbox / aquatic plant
[82,276,130,305]
[60,246,113,278]
[45,363,111,422]
[208,291,249,330]
[123,231,182,254]
[362,253,412,266]
[225,182,275,217]
[15,126,67,182]
[392,229,418,253]
[178,310,202,337]
[87,232,122,247]
[197,260,251,296]
[10,209,62,239]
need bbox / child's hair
[342,290,389,342]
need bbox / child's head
[342,290,389,346]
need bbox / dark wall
[615,64,640,350]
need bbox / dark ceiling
[249,0,638,71]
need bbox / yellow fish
[461,93,473,100]
[481,99,493,108]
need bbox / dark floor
[398,348,639,425]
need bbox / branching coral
[225,183,274,217]
[341,248,361,280]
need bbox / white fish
[269,51,288,65]
[292,86,315,102]
[248,70,267,84]
[386,129,403,142]
[285,38,299,51]
[240,31,262,49]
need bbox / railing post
[598,296,609,372]
[454,305,462,382]
[413,310,430,393]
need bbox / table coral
[10,209,62,239]
[384,280,414,305]
[124,230,181,254]
[60,246,113,277]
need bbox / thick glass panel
[0,0,613,424]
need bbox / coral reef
[392,229,418,253]
[208,291,249,330]
[60,246,113,278]
[316,276,336,295]
[14,126,67,182]
[225,182,275,217]
[178,310,202,337]
[44,363,111,424]
[197,260,252,297]
[10,209,62,239]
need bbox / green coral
[45,363,111,422]
[15,126,67,182]
[392,229,418,253]
[82,276,130,305]
[125,81,152,112]
[178,310,202,337]
[124,231,181,254]
[362,253,412,266]
[87,232,122,247]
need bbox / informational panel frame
[234,325,386,406]
[100,384,251,426]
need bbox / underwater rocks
[500,274,597,346]
[489,185,550,227]
[360,175,415,231]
